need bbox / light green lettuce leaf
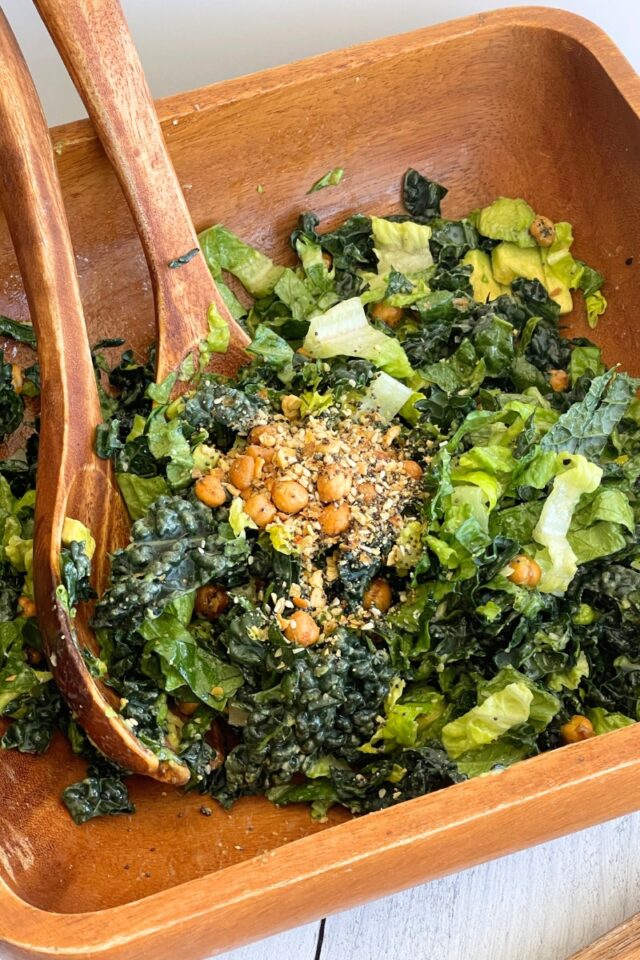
[303,297,413,379]
[533,454,602,594]
[116,474,169,521]
[479,666,560,730]
[442,681,533,759]
[371,216,433,275]
[473,197,536,247]
[199,224,284,298]
[587,707,635,735]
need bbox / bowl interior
[1,15,640,914]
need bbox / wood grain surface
[33,0,249,382]
[0,6,640,959]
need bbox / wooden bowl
[1,7,640,958]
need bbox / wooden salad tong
[33,0,250,384]
[0,9,190,783]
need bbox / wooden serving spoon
[0,9,189,784]
[32,0,250,384]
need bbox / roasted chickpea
[283,610,320,646]
[281,395,302,420]
[403,460,423,480]
[10,364,23,394]
[317,464,352,502]
[529,215,556,247]
[195,471,227,507]
[248,423,278,447]
[371,302,404,327]
[549,369,570,392]
[244,493,277,527]
[359,481,377,504]
[322,252,333,270]
[319,502,351,536]
[228,455,255,491]
[272,480,309,514]
[245,443,275,464]
[508,555,542,588]
[18,596,36,618]
[177,701,200,717]
[363,578,393,614]
[560,715,595,744]
[195,584,230,620]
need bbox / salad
[1,168,638,825]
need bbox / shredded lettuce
[303,297,413,379]
[371,216,433,275]
[533,454,602,594]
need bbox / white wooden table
[0,1,638,959]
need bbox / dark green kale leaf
[0,316,36,345]
[541,370,639,457]
[93,497,251,630]
[213,628,393,804]
[0,352,24,441]
[429,219,479,265]
[0,684,62,754]
[62,764,134,825]
[183,380,267,436]
[60,540,94,609]
[402,168,448,220]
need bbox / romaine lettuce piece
[199,224,284,298]
[587,707,635,735]
[533,454,602,595]
[360,372,414,421]
[116,475,169,522]
[474,197,536,247]
[442,681,533,758]
[371,216,433,275]
[479,666,559,730]
[302,297,413,379]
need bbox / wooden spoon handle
[569,913,640,959]
[33,0,248,380]
[0,7,188,785]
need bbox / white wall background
[3,0,638,127]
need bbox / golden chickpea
[363,578,393,613]
[319,502,351,536]
[359,482,377,504]
[248,423,279,447]
[195,584,230,620]
[529,215,556,247]
[508,555,542,588]
[283,610,320,646]
[246,443,275,464]
[244,493,277,527]
[281,395,302,420]
[177,701,200,717]
[371,302,404,327]
[195,471,227,508]
[403,460,423,480]
[549,369,570,392]
[10,364,23,394]
[18,596,36,618]
[322,252,333,270]
[560,715,595,744]
[228,455,255,491]
[317,464,352,502]
[272,480,309,514]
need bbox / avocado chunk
[473,197,537,248]
[62,517,96,560]
[492,243,573,314]
[462,249,509,303]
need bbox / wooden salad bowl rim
[2,6,640,958]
